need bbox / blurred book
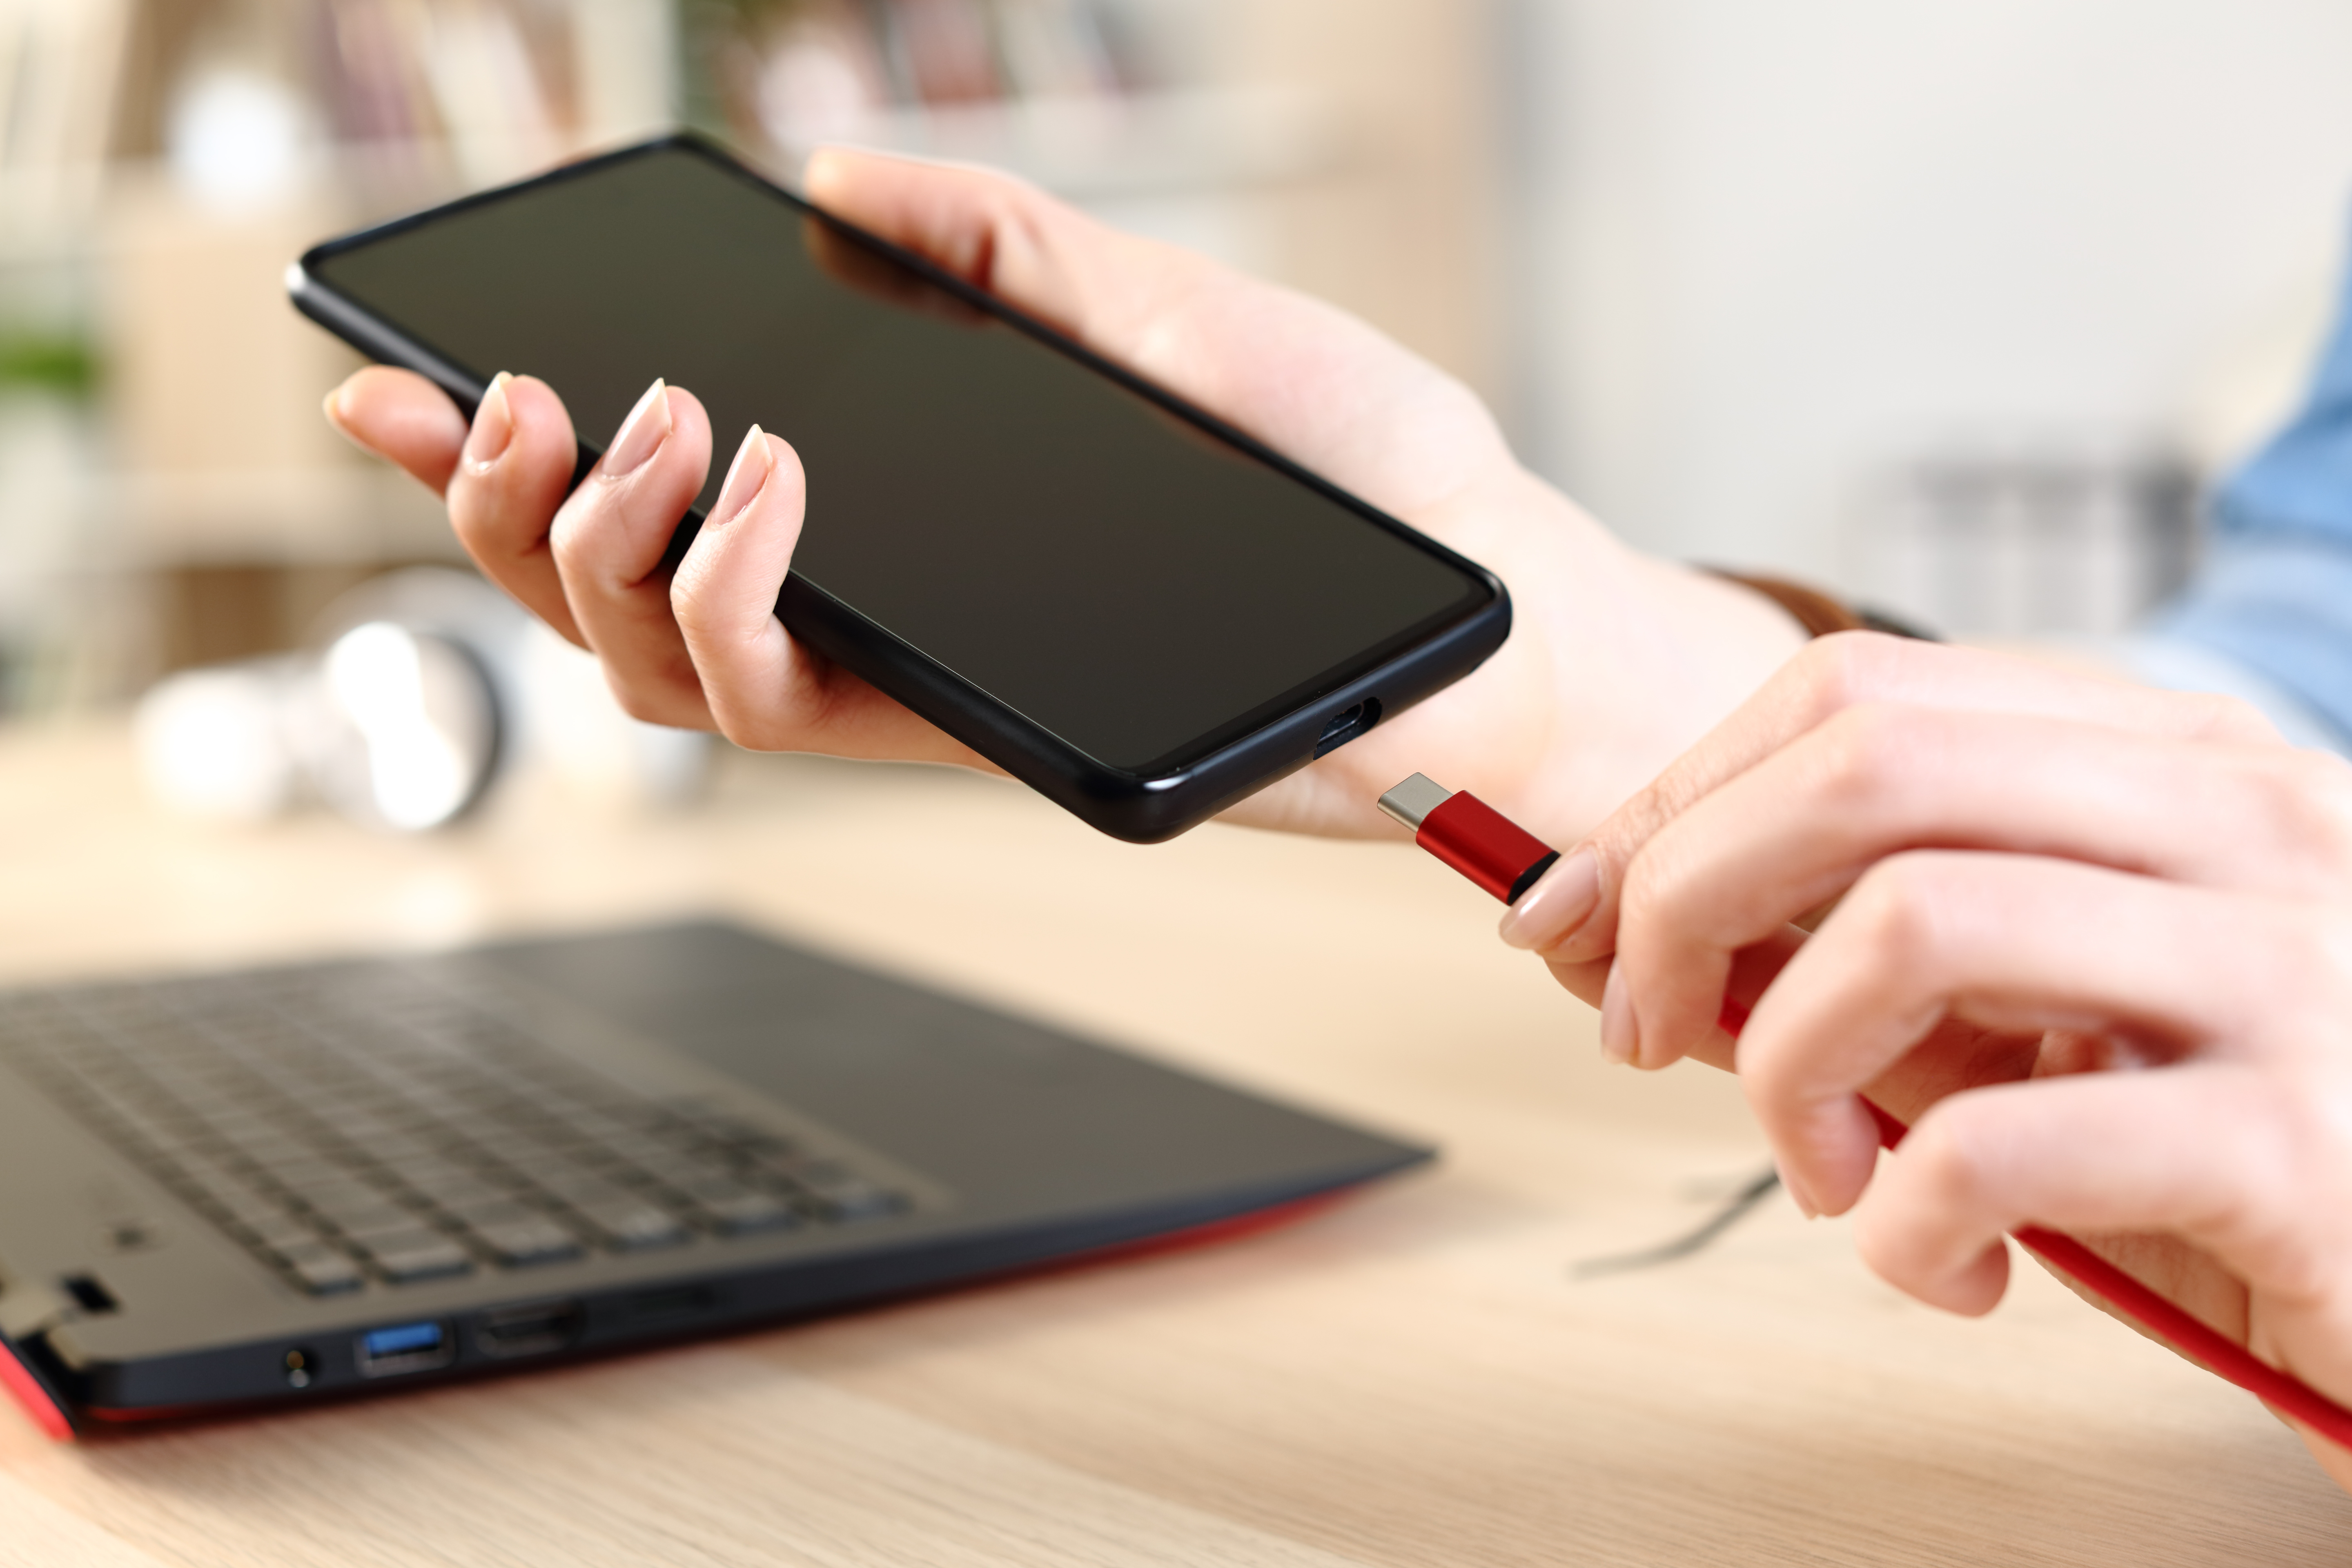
[307,0,581,186]
[0,0,131,217]
[710,0,1150,154]
[881,0,1003,106]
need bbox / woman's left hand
[1503,631,2352,1487]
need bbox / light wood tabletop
[2,718,2349,1566]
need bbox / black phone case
[287,134,1512,843]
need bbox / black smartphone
[288,134,1510,842]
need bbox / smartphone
[289,134,1510,842]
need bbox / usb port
[473,1300,582,1359]
[355,1320,455,1378]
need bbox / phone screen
[305,143,1491,774]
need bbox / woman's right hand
[323,147,1807,844]
[1505,632,2352,1489]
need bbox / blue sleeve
[2138,242,2352,751]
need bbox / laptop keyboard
[0,965,910,1296]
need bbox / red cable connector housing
[1375,773,1558,904]
[1419,793,1559,904]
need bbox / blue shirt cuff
[2136,536,2352,753]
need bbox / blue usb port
[355,1320,454,1378]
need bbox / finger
[323,366,468,495]
[442,372,586,645]
[1736,853,2344,1216]
[802,147,1510,522]
[1861,1067,2352,1385]
[547,379,715,728]
[1602,705,2352,1068]
[1546,929,1804,1076]
[1864,1064,2352,1476]
[671,426,991,766]
[1503,633,2285,965]
[1853,1069,2282,1314]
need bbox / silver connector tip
[1377,773,1453,833]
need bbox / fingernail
[1599,964,1640,1066]
[1499,846,1599,951]
[463,371,515,467]
[1777,1158,1820,1219]
[712,425,774,525]
[321,380,355,436]
[604,378,672,476]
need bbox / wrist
[1480,537,1811,844]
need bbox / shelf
[762,85,1348,200]
[99,467,464,570]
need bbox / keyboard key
[296,1179,391,1214]
[530,1167,628,1206]
[786,1165,906,1222]
[474,1218,584,1267]
[360,1233,474,1283]
[697,1190,801,1236]
[241,1212,324,1252]
[277,1244,365,1296]
[209,1184,303,1231]
[577,1201,691,1251]
[337,1209,435,1243]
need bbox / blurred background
[4,0,2352,730]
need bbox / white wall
[1511,0,2352,586]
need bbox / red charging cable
[1379,772,2352,1450]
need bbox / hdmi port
[474,1300,583,1359]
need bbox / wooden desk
[2,720,2347,1566]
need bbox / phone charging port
[1313,699,1381,759]
[355,1320,455,1378]
[474,1300,584,1359]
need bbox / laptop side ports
[473,1301,583,1359]
[354,1320,455,1378]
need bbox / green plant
[0,331,99,398]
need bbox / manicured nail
[1599,964,1640,1066]
[463,371,515,467]
[1777,1158,1820,1219]
[1499,846,1600,950]
[711,425,774,525]
[604,378,672,476]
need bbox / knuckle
[667,566,713,639]
[2273,749,2352,864]
[2322,911,2352,984]
[2227,910,2352,1062]
[1902,1105,1999,1213]
[1790,630,1915,722]
[603,674,673,727]
[1790,633,1871,719]
[546,504,592,573]
[716,702,808,755]
[609,690,663,726]
[2288,911,2352,1011]
[1809,702,1930,808]
[1599,779,1677,874]
[2204,1069,2337,1295]
[446,509,497,565]
[1613,836,1686,936]
[708,706,775,751]
[1838,854,1950,973]
[2180,689,2279,744]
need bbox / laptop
[0,920,1427,1432]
